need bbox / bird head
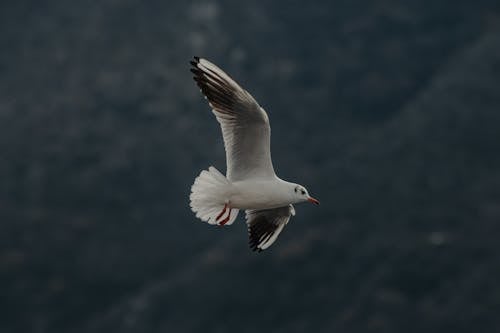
[292,184,320,205]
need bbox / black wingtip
[249,243,263,253]
[248,230,265,253]
[190,57,200,69]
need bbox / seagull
[189,57,319,252]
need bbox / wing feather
[191,57,275,181]
[246,205,295,252]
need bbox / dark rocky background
[1,1,500,332]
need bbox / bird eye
[301,190,305,195]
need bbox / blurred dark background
[1,1,500,332]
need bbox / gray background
[1,1,500,332]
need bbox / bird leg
[215,203,228,224]
[218,209,232,226]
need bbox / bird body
[189,57,319,251]
[230,178,302,210]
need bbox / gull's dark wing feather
[246,205,295,252]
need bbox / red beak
[307,197,320,205]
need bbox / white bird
[189,57,319,252]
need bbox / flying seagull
[189,57,319,252]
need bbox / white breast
[229,179,292,210]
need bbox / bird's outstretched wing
[191,57,275,181]
[245,205,295,252]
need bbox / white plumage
[189,57,319,252]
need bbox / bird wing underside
[245,205,295,252]
[190,57,276,181]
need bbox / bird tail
[189,166,239,226]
